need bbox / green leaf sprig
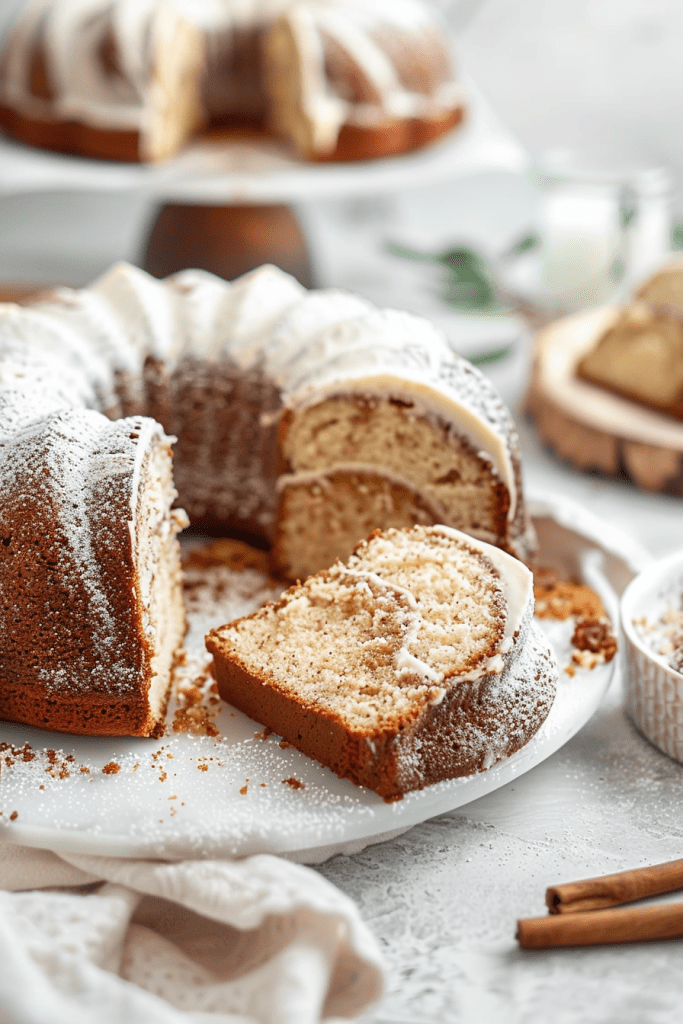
[386,241,505,313]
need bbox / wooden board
[526,306,683,494]
[0,284,44,302]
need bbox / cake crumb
[282,777,305,790]
[240,785,248,796]
[534,569,617,671]
[534,575,605,620]
[172,705,220,737]
[572,617,617,663]
[102,762,120,775]
[183,537,272,575]
[9,811,18,820]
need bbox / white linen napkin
[0,843,384,1024]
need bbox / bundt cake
[206,524,558,802]
[577,260,683,420]
[0,0,465,163]
[0,260,536,737]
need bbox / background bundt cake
[0,0,465,162]
[206,524,558,801]
[0,260,535,737]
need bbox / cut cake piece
[206,525,557,802]
[576,301,683,420]
[635,256,683,314]
[575,258,683,421]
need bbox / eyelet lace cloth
[0,843,384,1024]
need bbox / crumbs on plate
[534,567,617,674]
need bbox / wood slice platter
[0,284,45,302]
[526,306,683,494]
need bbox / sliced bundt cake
[0,0,464,162]
[0,262,536,737]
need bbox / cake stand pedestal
[141,202,315,286]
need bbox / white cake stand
[0,82,528,284]
[0,82,526,202]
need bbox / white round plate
[0,495,646,864]
[0,82,527,204]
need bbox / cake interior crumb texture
[207,525,558,801]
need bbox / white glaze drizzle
[0,0,460,147]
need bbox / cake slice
[576,302,683,420]
[635,257,683,313]
[206,525,557,801]
[576,259,683,420]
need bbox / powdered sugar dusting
[0,407,166,696]
[0,535,616,860]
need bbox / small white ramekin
[622,550,683,763]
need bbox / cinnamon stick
[517,901,683,948]
[546,858,683,914]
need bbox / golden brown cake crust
[313,106,465,163]
[206,526,557,801]
[0,100,464,165]
[209,640,556,802]
[0,409,186,737]
[0,102,142,162]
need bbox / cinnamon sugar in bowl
[622,551,683,763]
